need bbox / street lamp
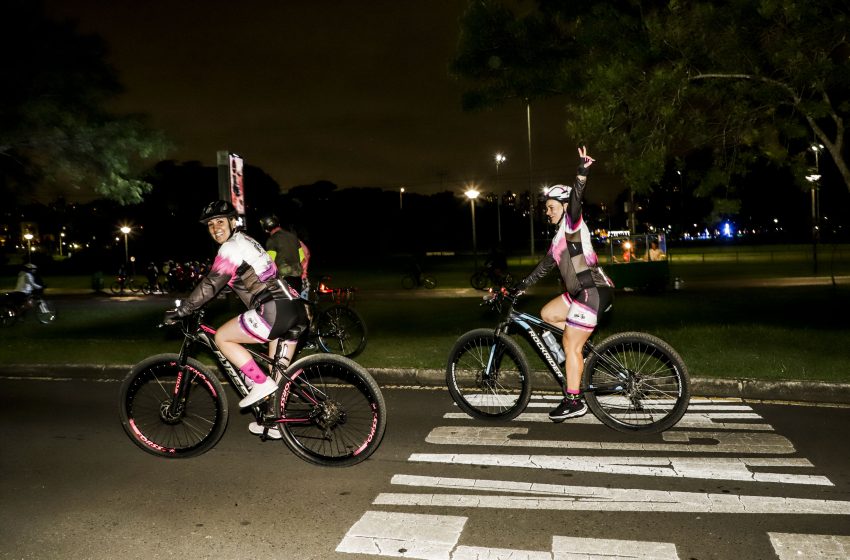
[399,187,405,210]
[24,233,33,264]
[59,232,65,257]
[808,143,825,273]
[494,153,506,243]
[120,226,131,265]
[465,188,480,270]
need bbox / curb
[2,364,850,405]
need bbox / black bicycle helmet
[198,200,237,223]
[259,215,280,231]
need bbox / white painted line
[442,412,774,431]
[769,532,850,559]
[426,426,796,454]
[552,535,679,559]
[336,511,467,559]
[378,476,850,514]
[407,454,831,485]
[452,546,552,559]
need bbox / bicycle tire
[110,282,123,294]
[316,305,368,358]
[274,354,387,467]
[401,275,416,289]
[35,299,56,324]
[128,280,140,294]
[1,305,17,327]
[470,271,488,290]
[446,328,532,421]
[118,354,229,458]
[582,331,690,434]
[423,276,436,289]
[141,282,152,295]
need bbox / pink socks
[240,360,267,384]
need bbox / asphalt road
[1,378,849,560]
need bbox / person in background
[259,215,304,292]
[648,241,666,261]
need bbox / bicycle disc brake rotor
[159,399,185,424]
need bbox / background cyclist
[259,214,304,293]
[164,201,308,434]
[514,146,614,422]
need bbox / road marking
[336,510,466,559]
[407,454,830,485]
[426,426,796,453]
[338,511,680,559]
[769,532,850,559]
[443,412,774,431]
[378,475,850,514]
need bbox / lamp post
[399,187,405,210]
[494,153,506,244]
[120,226,131,265]
[59,232,65,257]
[807,143,824,273]
[24,233,33,264]
[465,188,480,270]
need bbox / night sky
[41,0,616,202]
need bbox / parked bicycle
[401,270,436,289]
[119,306,387,466]
[470,263,513,291]
[110,273,140,294]
[446,289,690,433]
[0,289,56,326]
[299,276,367,358]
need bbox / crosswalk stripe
[336,510,466,558]
[378,475,850,514]
[769,532,850,559]
[407,454,831,485]
[426,426,796,453]
[442,412,774,431]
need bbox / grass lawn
[1,244,848,383]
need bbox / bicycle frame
[166,310,317,423]
[491,293,626,397]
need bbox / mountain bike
[0,289,56,326]
[401,269,436,289]
[446,289,690,434]
[118,307,387,466]
[301,277,367,358]
[110,273,139,294]
[470,263,513,291]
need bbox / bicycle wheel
[119,354,229,458]
[275,354,386,467]
[0,305,16,327]
[470,271,488,290]
[141,282,152,295]
[401,275,415,289]
[128,280,140,294]
[582,332,690,434]
[35,299,56,324]
[110,282,123,294]
[316,305,368,358]
[423,276,436,289]
[446,329,532,421]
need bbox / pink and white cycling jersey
[177,230,292,317]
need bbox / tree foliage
[0,1,170,204]
[452,0,850,205]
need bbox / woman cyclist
[164,201,308,420]
[514,146,614,422]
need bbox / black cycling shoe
[549,397,588,423]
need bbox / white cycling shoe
[248,422,282,440]
[239,377,278,408]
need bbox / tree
[452,0,850,204]
[0,1,170,204]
